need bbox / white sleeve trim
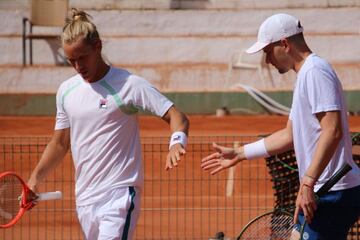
[160,102,174,118]
[312,105,341,114]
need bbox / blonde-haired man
[28,9,189,240]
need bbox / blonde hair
[61,8,100,46]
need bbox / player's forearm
[235,128,292,161]
[163,106,189,135]
[170,112,189,135]
[28,135,70,190]
[168,111,189,150]
[235,125,293,161]
[304,126,342,183]
[264,128,294,156]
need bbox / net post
[226,141,239,197]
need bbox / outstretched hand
[166,143,186,170]
[201,142,244,175]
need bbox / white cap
[246,13,303,54]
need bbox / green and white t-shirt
[55,67,173,206]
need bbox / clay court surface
[2,115,360,136]
[1,115,360,239]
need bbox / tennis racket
[236,163,352,240]
[0,171,62,228]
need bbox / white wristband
[169,131,187,149]
[243,138,270,160]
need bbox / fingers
[290,228,301,240]
[201,151,222,170]
[302,204,314,224]
[200,152,225,174]
[302,207,311,224]
[201,159,221,170]
[27,181,38,194]
[28,189,39,201]
[295,186,317,224]
[165,153,179,170]
[179,148,186,155]
[293,205,299,224]
[311,196,318,211]
[212,142,221,152]
[165,155,178,170]
[294,203,313,225]
[201,152,221,163]
[201,143,225,163]
[165,144,186,171]
[212,142,226,154]
[27,191,39,208]
[210,166,224,175]
[201,143,238,175]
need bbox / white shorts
[76,186,141,240]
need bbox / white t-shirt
[290,53,360,192]
[55,66,173,206]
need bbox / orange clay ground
[2,115,360,136]
[1,115,360,240]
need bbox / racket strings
[240,212,294,239]
[0,175,23,225]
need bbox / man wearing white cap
[201,13,360,239]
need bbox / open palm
[201,142,241,175]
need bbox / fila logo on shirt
[99,98,108,109]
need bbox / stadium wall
[0,1,359,115]
[2,91,360,116]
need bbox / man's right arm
[28,128,70,191]
[264,119,294,156]
[201,119,294,174]
[236,118,294,160]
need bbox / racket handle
[316,163,352,197]
[37,191,62,201]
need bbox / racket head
[0,171,35,228]
[237,209,294,240]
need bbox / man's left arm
[162,106,190,170]
[294,110,343,224]
[305,110,343,184]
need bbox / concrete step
[1,0,359,11]
[1,63,359,94]
[2,8,359,36]
[2,34,359,66]
[2,91,360,116]
[0,6,359,92]
[1,8,359,66]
